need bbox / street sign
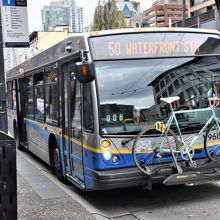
[1,0,29,47]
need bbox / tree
[92,0,104,31]
[92,0,127,31]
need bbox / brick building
[143,0,190,27]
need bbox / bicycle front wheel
[132,127,179,175]
[204,123,220,160]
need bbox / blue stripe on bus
[24,118,212,190]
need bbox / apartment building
[190,0,215,16]
[143,0,190,27]
[41,0,84,33]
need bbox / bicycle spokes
[133,129,178,170]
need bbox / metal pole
[215,0,220,30]
[182,0,186,27]
[0,10,8,133]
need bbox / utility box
[0,131,16,220]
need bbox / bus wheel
[14,124,25,151]
[52,146,66,183]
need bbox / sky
[27,0,153,33]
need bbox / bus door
[15,78,26,147]
[62,62,84,184]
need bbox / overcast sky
[27,0,153,33]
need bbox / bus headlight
[103,151,112,160]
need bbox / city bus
[6,27,220,190]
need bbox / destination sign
[108,40,202,57]
[90,32,220,60]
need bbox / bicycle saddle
[208,97,220,101]
[208,96,220,108]
[160,96,180,104]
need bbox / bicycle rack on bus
[163,159,220,186]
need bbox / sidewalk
[17,152,96,220]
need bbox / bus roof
[88,27,220,37]
[6,27,220,81]
[6,34,88,81]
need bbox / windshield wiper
[121,136,136,147]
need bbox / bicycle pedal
[190,161,197,168]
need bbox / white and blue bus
[6,28,220,190]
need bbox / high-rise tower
[41,0,84,32]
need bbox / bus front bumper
[92,167,165,190]
[92,159,220,190]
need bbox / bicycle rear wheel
[132,127,179,175]
[204,123,220,160]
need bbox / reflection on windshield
[96,56,220,135]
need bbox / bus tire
[14,123,25,151]
[51,143,67,183]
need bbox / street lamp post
[182,0,186,27]
[0,11,8,133]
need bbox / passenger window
[83,83,94,131]
[26,77,34,118]
[71,75,81,138]
[7,81,13,109]
[34,73,44,121]
[45,67,58,124]
[12,80,16,110]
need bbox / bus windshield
[95,56,220,135]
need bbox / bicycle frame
[161,105,220,153]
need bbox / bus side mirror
[75,62,95,83]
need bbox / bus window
[7,81,13,109]
[83,83,94,131]
[12,80,16,110]
[45,68,58,124]
[71,77,81,138]
[34,73,44,121]
[26,77,34,118]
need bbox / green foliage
[92,0,127,31]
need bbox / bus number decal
[119,114,123,121]
[105,114,124,122]
[106,115,111,122]
[208,133,220,141]
[113,114,117,122]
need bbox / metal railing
[174,9,215,27]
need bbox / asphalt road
[17,150,220,220]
